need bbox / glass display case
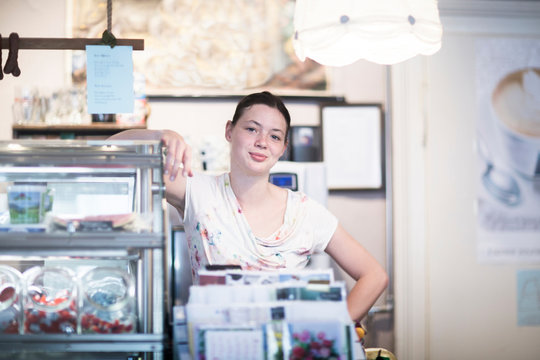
[0,140,168,359]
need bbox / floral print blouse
[183,172,338,283]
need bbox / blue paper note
[517,269,540,326]
[86,45,134,114]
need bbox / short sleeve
[305,197,338,253]
[183,172,218,226]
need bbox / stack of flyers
[191,318,356,360]
[275,283,345,301]
[198,267,334,286]
[187,281,347,305]
[184,267,360,359]
[194,324,266,360]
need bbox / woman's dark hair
[231,91,291,141]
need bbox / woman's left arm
[325,224,389,321]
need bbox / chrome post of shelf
[136,167,143,215]
[152,143,166,335]
[137,254,145,333]
[143,249,154,333]
[153,248,164,334]
[163,201,174,329]
[140,158,152,335]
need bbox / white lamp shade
[293,0,443,66]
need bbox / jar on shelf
[23,266,77,334]
[80,267,136,334]
[0,265,22,334]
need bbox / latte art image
[492,68,540,138]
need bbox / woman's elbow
[376,267,389,294]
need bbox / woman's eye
[271,135,281,141]
[246,127,256,133]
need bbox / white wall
[393,2,540,359]
[0,0,67,139]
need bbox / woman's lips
[249,152,267,162]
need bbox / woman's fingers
[181,145,193,177]
[161,131,192,181]
[170,140,186,181]
[162,135,177,177]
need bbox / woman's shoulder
[287,189,336,220]
[287,188,311,205]
[185,172,230,213]
[190,171,226,181]
[189,171,228,190]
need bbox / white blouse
[183,172,338,283]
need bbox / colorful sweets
[23,267,77,334]
[80,267,136,334]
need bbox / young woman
[110,91,388,321]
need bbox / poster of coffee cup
[475,38,540,263]
[491,67,540,179]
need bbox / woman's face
[225,104,288,176]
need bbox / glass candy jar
[80,267,136,334]
[0,265,22,334]
[23,266,77,334]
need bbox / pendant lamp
[293,0,443,66]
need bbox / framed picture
[321,104,384,190]
[280,126,323,162]
[69,0,331,97]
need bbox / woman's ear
[225,120,233,142]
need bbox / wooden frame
[69,0,332,96]
[321,103,384,190]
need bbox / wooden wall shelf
[0,37,144,51]
[12,123,147,139]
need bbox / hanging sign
[86,45,134,114]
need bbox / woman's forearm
[346,269,389,321]
[108,129,163,141]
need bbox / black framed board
[321,103,384,190]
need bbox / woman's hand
[159,130,193,181]
[109,129,193,181]
[108,129,192,215]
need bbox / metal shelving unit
[0,140,169,360]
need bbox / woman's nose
[255,133,268,148]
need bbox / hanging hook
[4,32,21,77]
[100,30,117,48]
[99,0,117,48]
